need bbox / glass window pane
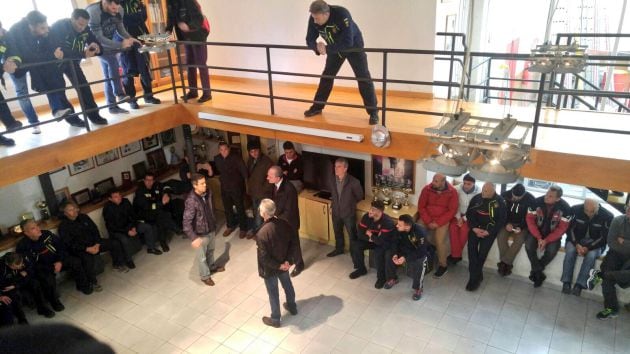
[35,0,74,25]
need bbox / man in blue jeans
[256,199,297,328]
[561,198,612,296]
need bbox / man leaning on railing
[0,21,24,146]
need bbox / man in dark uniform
[267,166,304,277]
[256,199,297,328]
[305,0,379,125]
[0,21,23,146]
[392,214,428,300]
[496,183,535,276]
[213,141,248,238]
[58,202,126,294]
[277,141,304,193]
[16,219,67,309]
[351,200,396,289]
[133,172,180,252]
[327,157,363,257]
[50,9,108,126]
[246,141,273,238]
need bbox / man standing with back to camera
[305,0,380,125]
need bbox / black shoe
[433,266,448,278]
[572,284,582,297]
[290,268,302,277]
[304,107,322,117]
[374,279,386,289]
[160,242,170,252]
[327,249,343,257]
[79,285,93,295]
[17,317,28,325]
[66,116,87,128]
[129,101,140,110]
[126,261,136,269]
[147,248,163,255]
[533,272,546,288]
[5,120,23,131]
[586,269,602,290]
[37,307,55,318]
[0,135,15,146]
[197,95,212,103]
[51,300,65,312]
[597,308,618,320]
[465,280,474,291]
[109,106,129,114]
[262,316,280,328]
[562,282,572,294]
[447,255,462,265]
[283,302,298,315]
[369,112,379,125]
[349,268,367,279]
[144,96,161,104]
[181,92,198,100]
[89,116,108,125]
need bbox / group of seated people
[0,0,170,147]
[0,171,182,327]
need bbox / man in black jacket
[103,189,161,259]
[267,166,303,277]
[392,214,428,300]
[327,157,363,257]
[496,183,535,276]
[561,198,612,296]
[465,182,506,291]
[351,200,396,288]
[213,141,248,238]
[183,173,224,286]
[166,0,211,102]
[16,219,67,309]
[246,141,273,238]
[133,172,180,252]
[305,1,379,125]
[50,9,108,126]
[58,202,125,294]
[0,21,23,146]
[256,199,297,328]
[277,141,304,193]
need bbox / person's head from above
[583,198,600,219]
[107,189,123,205]
[368,200,385,221]
[20,219,42,241]
[218,141,230,158]
[26,11,48,37]
[282,141,297,160]
[309,0,331,26]
[71,9,90,33]
[102,0,121,16]
[247,141,261,160]
[61,201,80,221]
[510,183,526,201]
[191,173,207,195]
[462,174,476,193]
[396,214,414,233]
[259,198,276,221]
[4,252,24,271]
[544,185,563,205]
[431,173,446,190]
[334,158,348,179]
[267,166,283,185]
[143,172,156,190]
[481,182,496,199]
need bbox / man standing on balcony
[166,0,211,103]
[305,0,379,125]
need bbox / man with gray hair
[256,199,297,328]
[561,198,612,296]
[327,157,363,257]
[304,1,379,125]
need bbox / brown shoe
[202,277,215,286]
[239,230,247,239]
[222,228,235,237]
[262,316,280,328]
[210,266,225,273]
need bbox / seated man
[133,172,181,251]
[15,219,66,311]
[392,214,428,300]
[58,202,125,294]
[103,189,162,261]
[350,200,396,289]
[587,200,630,320]
[561,198,612,296]
[496,183,535,276]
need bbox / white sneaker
[53,108,72,119]
[32,126,41,134]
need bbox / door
[303,198,329,244]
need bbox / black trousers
[350,240,396,282]
[467,232,497,284]
[62,61,100,119]
[331,213,357,252]
[0,91,19,128]
[119,49,153,100]
[34,264,62,305]
[221,188,247,230]
[292,230,305,271]
[71,238,124,288]
[408,256,428,290]
[601,250,630,311]
[0,290,25,326]
[311,51,377,115]
[524,234,561,272]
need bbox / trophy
[391,191,403,210]
[381,187,392,205]
[402,188,413,207]
[371,186,379,202]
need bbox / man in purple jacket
[183,173,224,286]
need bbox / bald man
[417,173,459,278]
[465,182,506,291]
[561,198,612,296]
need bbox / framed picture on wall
[146,149,168,172]
[133,161,148,181]
[71,188,91,206]
[372,155,415,192]
[95,149,120,166]
[160,128,176,146]
[120,141,141,157]
[121,171,132,188]
[94,177,116,197]
[54,187,71,205]
[68,158,95,176]
[142,134,160,150]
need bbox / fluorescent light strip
[198,112,364,143]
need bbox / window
[0,0,74,29]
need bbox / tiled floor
[23,223,630,354]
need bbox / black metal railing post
[68,60,91,132]
[381,51,388,126]
[484,58,492,103]
[531,72,547,148]
[265,47,275,115]
[167,48,179,104]
[447,35,456,99]
[176,44,188,102]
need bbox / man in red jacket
[417,173,458,278]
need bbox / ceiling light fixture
[528,42,588,74]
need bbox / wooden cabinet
[301,198,330,244]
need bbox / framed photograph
[71,189,91,206]
[95,149,119,166]
[133,161,148,181]
[160,128,176,146]
[142,134,160,150]
[372,155,415,192]
[121,171,132,188]
[120,141,141,157]
[146,149,168,172]
[94,177,116,197]
[54,187,71,205]
[68,158,95,176]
